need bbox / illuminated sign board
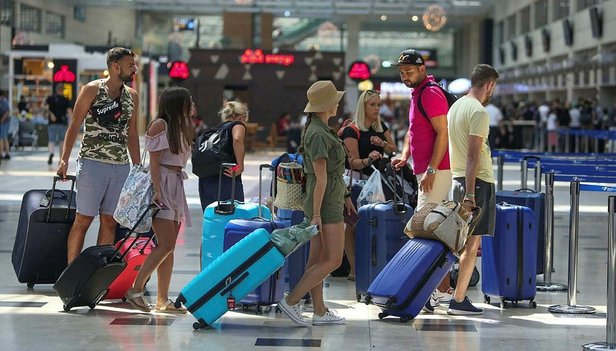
[348,61,371,81]
[53,59,77,103]
[240,49,295,66]
[53,65,76,83]
[168,61,190,80]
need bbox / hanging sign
[168,61,190,80]
[240,49,295,66]
[348,61,371,81]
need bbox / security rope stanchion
[521,158,529,190]
[582,196,616,350]
[534,159,541,192]
[497,155,504,191]
[549,180,596,314]
[537,172,567,292]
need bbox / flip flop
[155,299,187,314]
[125,289,151,312]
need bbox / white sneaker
[312,309,346,325]
[278,298,309,327]
[434,288,454,305]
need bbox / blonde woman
[197,101,248,211]
[340,90,396,279]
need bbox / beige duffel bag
[404,200,480,254]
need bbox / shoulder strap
[416,82,441,124]
[338,121,360,139]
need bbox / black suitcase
[53,205,157,311]
[12,176,77,288]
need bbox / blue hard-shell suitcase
[177,228,286,330]
[223,218,287,311]
[366,238,456,322]
[201,164,270,270]
[482,203,538,308]
[496,189,546,274]
[355,201,413,302]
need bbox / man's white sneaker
[278,298,309,327]
[434,288,454,304]
[312,309,346,325]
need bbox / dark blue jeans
[198,175,245,212]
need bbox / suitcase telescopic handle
[114,204,160,261]
[47,175,77,223]
[391,165,407,215]
[258,164,275,218]
[216,163,238,215]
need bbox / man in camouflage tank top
[57,47,141,263]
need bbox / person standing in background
[45,85,73,165]
[0,90,11,161]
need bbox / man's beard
[403,80,420,88]
[120,73,134,83]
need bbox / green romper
[302,117,346,224]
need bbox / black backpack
[416,82,457,122]
[192,121,242,178]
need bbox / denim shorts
[0,120,9,139]
[48,124,67,144]
[76,158,130,216]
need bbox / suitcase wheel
[500,300,508,309]
[378,312,388,320]
[356,293,361,303]
[174,295,186,309]
[63,304,71,312]
[193,320,208,330]
[27,282,34,289]
[529,300,537,309]
[483,295,491,304]
[89,303,96,309]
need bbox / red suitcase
[104,236,156,300]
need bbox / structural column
[343,15,360,114]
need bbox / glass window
[577,0,599,10]
[46,11,64,38]
[496,21,504,45]
[553,0,570,20]
[506,15,516,40]
[19,3,41,33]
[520,6,531,33]
[0,0,13,26]
[535,0,548,27]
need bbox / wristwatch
[426,167,436,175]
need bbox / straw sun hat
[303,80,345,113]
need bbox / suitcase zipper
[188,241,277,312]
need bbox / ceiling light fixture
[423,4,447,32]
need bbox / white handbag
[113,150,154,233]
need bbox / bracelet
[312,215,321,218]
[362,158,368,167]
[383,141,388,147]
[463,197,476,204]
[344,192,352,198]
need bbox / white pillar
[344,16,360,115]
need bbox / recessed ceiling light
[381,15,387,21]
[411,15,419,22]
[284,10,291,17]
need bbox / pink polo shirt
[408,75,450,175]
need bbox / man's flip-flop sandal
[125,290,151,313]
[155,299,187,314]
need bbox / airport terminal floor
[0,147,614,351]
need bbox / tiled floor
[0,147,614,350]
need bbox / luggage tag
[227,295,236,310]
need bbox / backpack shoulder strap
[416,82,442,124]
[338,121,360,139]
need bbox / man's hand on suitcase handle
[56,159,69,180]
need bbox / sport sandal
[125,289,151,313]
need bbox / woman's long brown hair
[155,86,194,154]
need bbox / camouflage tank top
[79,80,134,164]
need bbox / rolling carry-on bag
[201,163,270,270]
[496,189,546,274]
[366,238,456,322]
[53,205,158,311]
[482,203,538,308]
[12,176,77,288]
[177,228,286,330]
[355,168,413,302]
[104,234,156,300]
[222,164,287,311]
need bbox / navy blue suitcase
[366,238,455,322]
[12,176,76,288]
[277,209,307,294]
[482,203,538,308]
[355,201,413,302]
[496,189,546,274]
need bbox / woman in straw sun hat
[277,80,357,327]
